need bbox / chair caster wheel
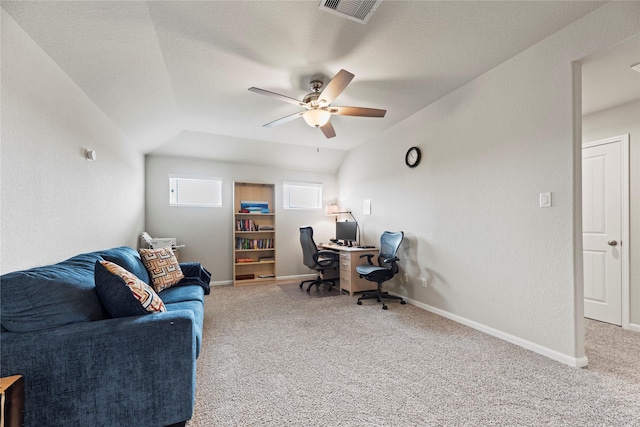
[357,301,362,305]
[401,300,406,304]
[382,305,388,310]
[299,284,303,289]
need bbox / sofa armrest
[0,310,197,427]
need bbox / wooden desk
[319,244,379,296]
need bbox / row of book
[235,273,275,281]
[235,256,275,263]
[235,219,274,232]
[235,238,274,250]
[236,219,256,231]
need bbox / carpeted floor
[188,284,640,426]
[278,280,342,300]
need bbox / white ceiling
[582,33,640,116]
[5,0,632,172]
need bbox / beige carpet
[188,284,640,426]
[278,281,342,300]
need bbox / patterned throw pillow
[138,246,184,292]
[95,260,166,316]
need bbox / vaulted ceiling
[5,0,628,172]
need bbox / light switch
[539,192,552,208]
[363,199,371,215]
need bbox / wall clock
[405,146,421,168]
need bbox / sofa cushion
[139,247,184,292]
[99,246,151,285]
[95,261,166,317]
[0,253,106,332]
[159,285,205,305]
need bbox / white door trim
[582,134,630,329]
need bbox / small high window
[169,175,222,207]
[283,182,323,210]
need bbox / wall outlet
[403,273,409,283]
[421,277,428,288]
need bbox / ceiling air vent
[319,0,382,24]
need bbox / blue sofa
[0,246,210,427]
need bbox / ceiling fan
[248,69,386,139]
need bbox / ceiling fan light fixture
[302,109,331,128]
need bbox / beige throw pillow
[138,246,184,292]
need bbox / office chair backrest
[378,231,404,273]
[300,226,319,270]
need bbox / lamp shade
[325,203,340,215]
[303,109,331,128]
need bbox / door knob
[607,240,618,246]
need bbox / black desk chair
[356,231,405,310]
[299,226,339,293]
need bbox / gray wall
[583,100,640,326]
[145,155,337,283]
[335,2,640,365]
[1,10,145,273]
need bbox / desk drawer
[340,275,351,289]
[339,253,351,266]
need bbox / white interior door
[582,137,625,325]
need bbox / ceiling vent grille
[319,0,382,24]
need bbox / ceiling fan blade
[331,106,386,117]
[248,87,306,107]
[318,69,354,105]
[320,121,336,139]
[263,111,304,128]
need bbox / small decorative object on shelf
[232,182,276,286]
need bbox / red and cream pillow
[138,247,184,292]
[95,260,166,316]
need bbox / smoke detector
[319,0,383,24]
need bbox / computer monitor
[336,221,358,244]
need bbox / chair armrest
[316,250,339,259]
[359,253,375,265]
[314,250,339,267]
[382,256,399,264]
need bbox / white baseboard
[211,280,232,286]
[628,323,640,333]
[394,293,589,368]
[211,274,315,287]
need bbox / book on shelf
[235,237,274,250]
[236,219,256,231]
[258,274,275,279]
[258,256,275,262]
[235,273,255,280]
[240,201,269,214]
[236,258,254,263]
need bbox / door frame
[582,134,630,329]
